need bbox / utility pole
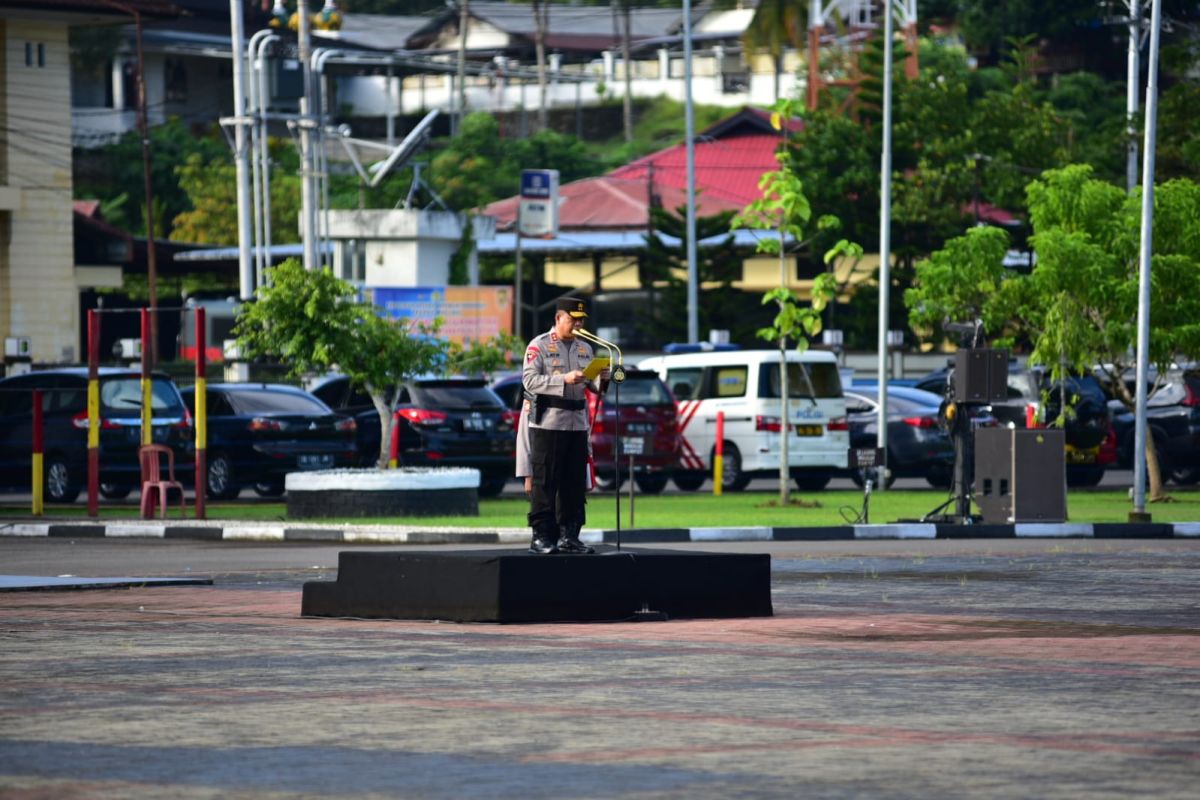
[229,0,254,294]
[132,8,160,365]
[1126,0,1144,192]
[683,0,698,344]
[297,0,318,270]
[456,0,469,135]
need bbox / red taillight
[247,417,282,432]
[827,416,849,431]
[397,408,448,426]
[427,451,444,460]
[174,407,193,429]
[71,411,118,430]
[756,415,783,433]
[593,417,606,434]
[1098,423,1118,465]
[902,416,937,429]
[1183,384,1200,407]
[499,409,519,432]
[335,417,357,432]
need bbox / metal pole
[456,0,469,135]
[86,310,100,518]
[683,0,698,343]
[140,308,151,448]
[1132,0,1162,518]
[194,308,207,520]
[875,3,894,490]
[1127,0,1143,192]
[31,389,43,517]
[256,34,277,282]
[515,205,523,339]
[133,11,160,365]
[229,0,254,296]
[298,0,319,270]
[247,28,273,287]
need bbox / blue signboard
[520,169,556,199]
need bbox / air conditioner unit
[4,336,31,359]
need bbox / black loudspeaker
[954,348,1009,403]
[975,428,1066,524]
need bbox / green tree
[74,118,227,237]
[429,112,593,210]
[906,164,1200,501]
[733,99,843,505]
[235,260,446,467]
[171,148,302,245]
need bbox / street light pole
[683,0,698,344]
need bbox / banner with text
[368,286,513,343]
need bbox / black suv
[915,363,1113,486]
[0,368,193,502]
[311,375,517,497]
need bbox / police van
[637,348,849,491]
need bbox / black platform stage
[301,547,772,623]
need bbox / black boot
[529,523,558,554]
[557,522,594,554]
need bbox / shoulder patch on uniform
[525,345,539,364]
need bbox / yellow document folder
[582,356,611,381]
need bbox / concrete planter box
[285,468,480,519]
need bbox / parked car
[915,363,1113,487]
[312,375,517,497]
[180,383,358,499]
[307,375,385,466]
[843,386,955,489]
[0,367,193,502]
[1109,369,1200,484]
[638,349,848,492]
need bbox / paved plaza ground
[0,537,1197,798]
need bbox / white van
[637,349,848,491]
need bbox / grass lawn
[5,488,1200,528]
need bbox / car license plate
[620,436,647,455]
[793,424,823,437]
[297,454,334,470]
[1064,445,1097,464]
[463,417,493,431]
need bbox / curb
[4,520,1200,543]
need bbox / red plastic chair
[139,444,186,520]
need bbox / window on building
[164,58,188,104]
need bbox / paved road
[1,536,1197,798]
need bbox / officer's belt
[538,396,586,411]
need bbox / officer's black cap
[556,297,588,319]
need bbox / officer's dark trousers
[527,427,588,532]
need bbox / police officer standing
[523,297,606,554]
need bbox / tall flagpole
[875,2,894,489]
[1132,0,1162,518]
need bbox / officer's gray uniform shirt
[523,330,599,431]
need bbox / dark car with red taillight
[585,370,681,493]
[844,386,955,488]
[312,374,517,497]
[0,367,193,502]
[180,383,358,499]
